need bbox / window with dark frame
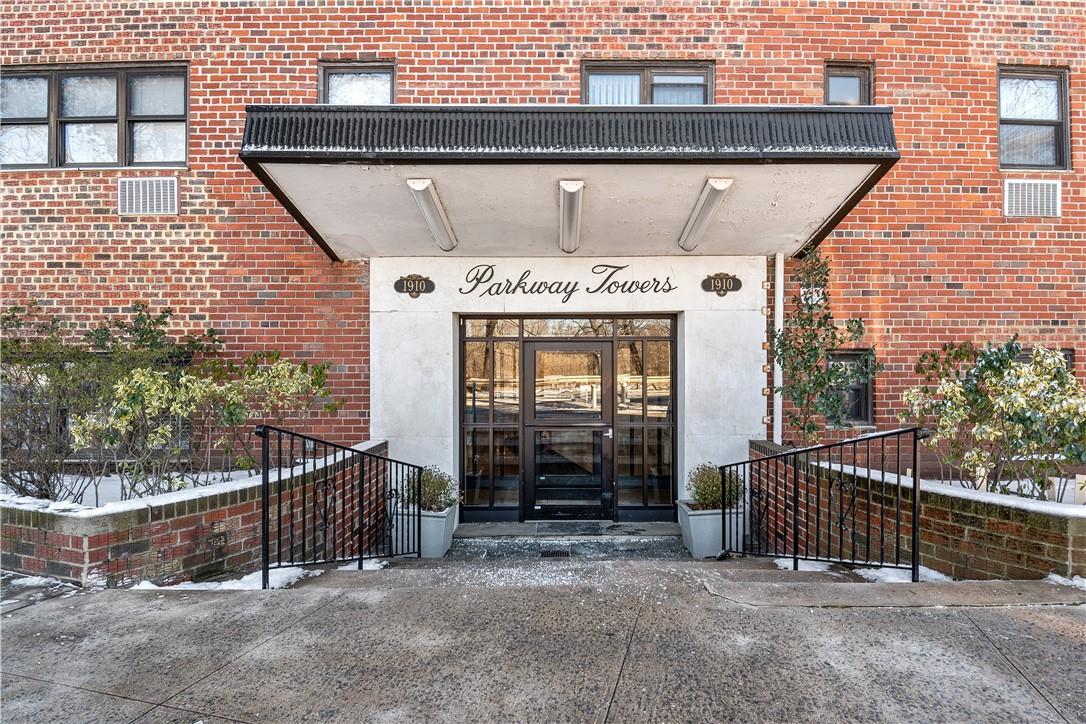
[319,63,394,104]
[583,63,713,105]
[829,350,875,426]
[0,65,187,169]
[998,67,1069,169]
[1016,347,1076,375]
[824,63,872,105]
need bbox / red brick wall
[0,441,391,587]
[747,440,1086,580]
[2,2,1084,448]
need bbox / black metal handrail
[719,427,927,582]
[255,425,422,589]
[742,427,924,464]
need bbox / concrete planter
[420,504,458,558]
[677,500,744,560]
[389,503,457,558]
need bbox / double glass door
[524,341,613,519]
[461,316,675,523]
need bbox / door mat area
[536,522,607,536]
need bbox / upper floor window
[824,63,872,105]
[998,68,1069,169]
[319,63,393,104]
[0,65,187,169]
[584,63,712,105]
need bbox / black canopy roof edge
[238,104,899,262]
[239,104,899,163]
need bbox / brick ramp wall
[1,441,389,588]
[748,441,1086,580]
[747,441,916,569]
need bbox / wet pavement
[2,542,1084,723]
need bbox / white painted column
[772,252,784,445]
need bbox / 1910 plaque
[395,274,435,298]
[701,273,742,297]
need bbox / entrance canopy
[239,105,898,261]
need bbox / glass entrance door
[524,341,613,519]
[460,317,675,524]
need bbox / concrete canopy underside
[239,105,899,260]
[257,160,882,259]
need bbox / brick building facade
[2,1,1083,519]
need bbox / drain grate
[540,550,571,559]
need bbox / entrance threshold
[454,521,680,538]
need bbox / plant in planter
[677,463,744,559]
[902,338,1086,502]
[1,302,218,503]
[407,466,460,558]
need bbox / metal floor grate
[540,550,571,559]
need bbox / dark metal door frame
[523,340,615,520]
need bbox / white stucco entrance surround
[370,256,766,500]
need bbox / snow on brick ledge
[0,440,387,588]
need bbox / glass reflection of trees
[618,340,671,421]
[534,350,602,417]
[524,318,613,337]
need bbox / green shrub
[71,353,341,498]
[411,466,459,512]
[0,302,217,501]
[2,302,340,502]
[902,338,1086,501]
[687,462,742,510]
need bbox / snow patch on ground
[854,566,952,583]
[1046,573,1086,591]
[133,566,323,591]
[4,575,65,589]
[337,559,388,571]
[772,558,835,572]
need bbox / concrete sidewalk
[2,559,1084,723]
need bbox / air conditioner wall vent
[118,177,179,216]
[1004,179,1060,218]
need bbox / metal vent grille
[540,550,571,559]
[118,177,178,215]
[1004,180,1060,218]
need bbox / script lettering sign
[458,264,677,305]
